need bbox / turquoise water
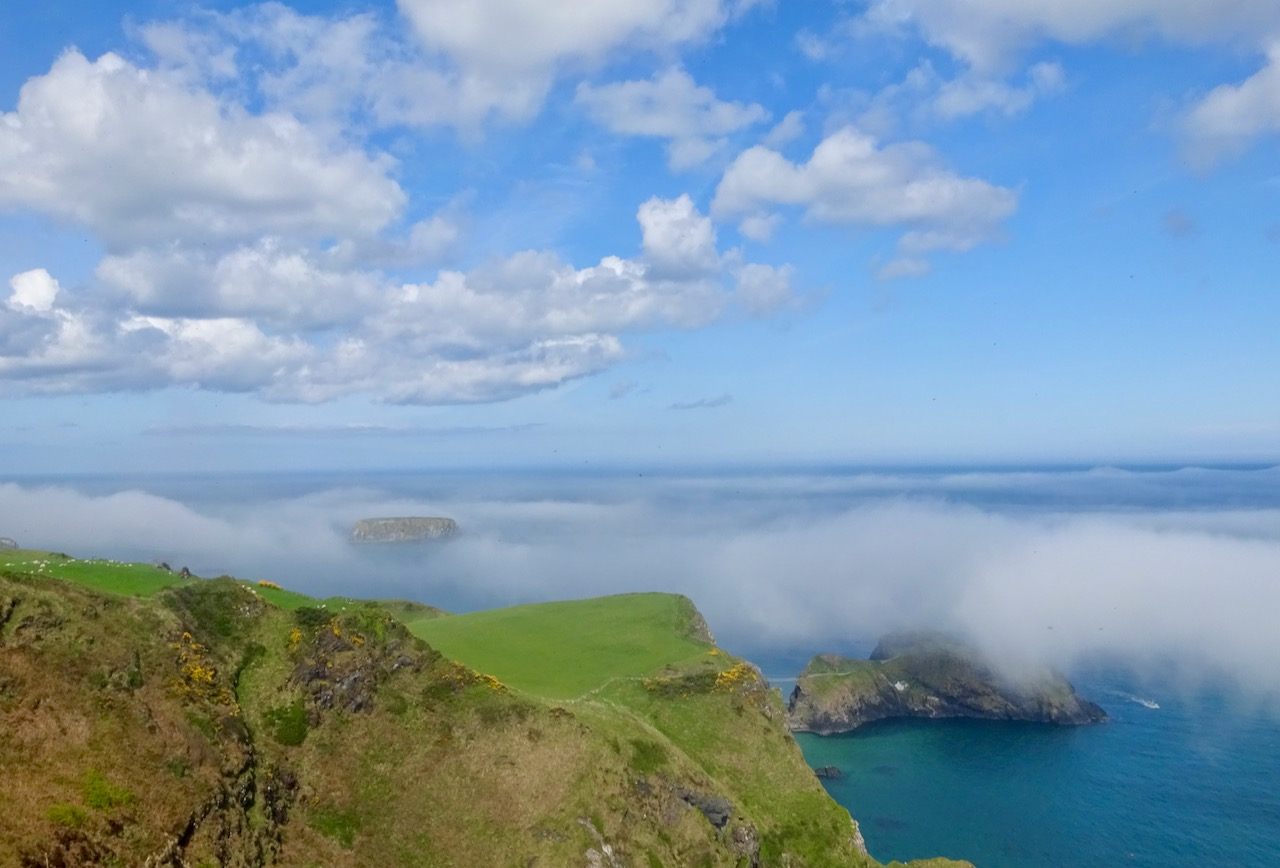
[794,673,1280,867]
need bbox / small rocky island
[350,516,458,544]
[787,632,1106,735]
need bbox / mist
[3,466,1280,698]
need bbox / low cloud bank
[2,469,1280,697]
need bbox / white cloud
[398,0,730,76]
[124,316,315,393]
[0,49,404,249]
[0,198,792,404]
[7,269,60,313]
[394,0,757,124]
[860,0,1280,72]
[638,194,721,278]
[713,126,1017,268]
[95,242,384,330]
[737,212,782,242]
[933,61,1065,119]
[841,60,1065,140]
[0,9,800,406]
[762,109,805,148]
[1183,44,1280,164]
[576,67,768,169]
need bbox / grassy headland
[0,548,968,867]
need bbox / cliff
[0,549,968,868]
[787,632,1106,735]
[350,516,457,543]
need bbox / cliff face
[350,516,457,543]
[0,553,972,868]
[787,634,1106,735]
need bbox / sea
[2,463,1278,867]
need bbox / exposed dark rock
[788,632,1107,735]
[680,789,733,829]
[179,567,193,579]
[814,766,843,780]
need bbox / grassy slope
[0,550,968,868]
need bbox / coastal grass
[407,593,712,700]
[0,549,448,626]
[0,549,193,597]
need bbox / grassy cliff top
[409,592,713,700]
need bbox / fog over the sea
[3,466,1280,697]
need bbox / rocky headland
[787,632,1107,735]
[350,516,458,543]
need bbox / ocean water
[2,464,1279,866]
[792,673,1280,867]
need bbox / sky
[1,0,1278,472]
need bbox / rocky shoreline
[787,632,1107,735]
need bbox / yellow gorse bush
[171,631,234,706]
[713,663,757,693]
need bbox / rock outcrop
[787,632,1106,735]
[350,516,458,543]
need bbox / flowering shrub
[257,580,283,591]
[713,663,758,693]
[170,631,234,706]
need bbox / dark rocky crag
[787,632,1107,735]
[349,516,458,543]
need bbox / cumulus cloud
[5,467,1280,699]
[0,49,404,249]
[95,242,385,330]
[713,126,1017,273]
[0,197,792,403]
[638,194,721,277]
[1182,45,1280,164]
[858,0,1280,72]
[7,269,60,313]
[854,1,1280,165]
[576,67,768,169]
[398,0,733,77]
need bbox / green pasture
[407,592,713,699]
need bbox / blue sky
[1,0,1278,472]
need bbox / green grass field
[0,549,194,597]
[407,593,714,699]
[0,548,445,622]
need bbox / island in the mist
[0,548,968,867]
[349,515,458,543]
[788,632,1106,735]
